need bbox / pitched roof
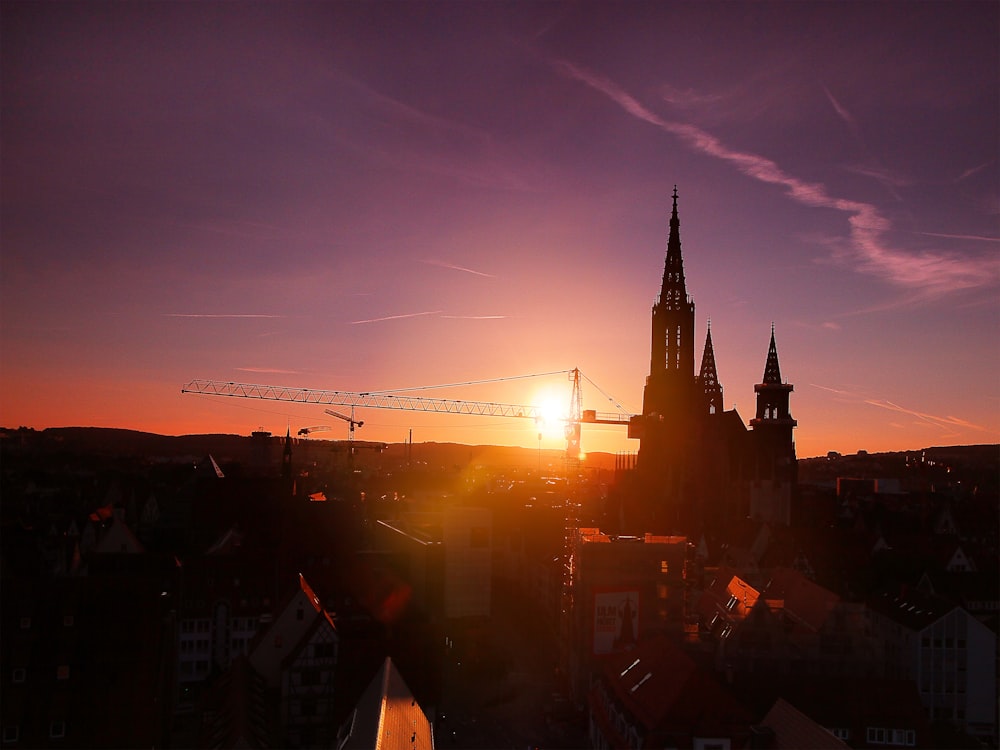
[763,567,840,633]
[867,589,956,631]
[596,635,753,734]
[339,657,433,750]
[760,698,849,749]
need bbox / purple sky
[2,1,997,458]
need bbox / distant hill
[9,427,991,481]
[0,426,620,472]
[798,443,998,492]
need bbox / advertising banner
[593,589,639,655]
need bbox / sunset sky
[2,1,997,459]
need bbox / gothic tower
[697,321,724,415]
[748,326,797,524]
[635,188,702,531]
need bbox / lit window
[660,560,669,574]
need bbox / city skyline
[2,1,998,458]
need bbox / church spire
[762,323,782,384]
[698,320,724,414]
[659,186,688,311]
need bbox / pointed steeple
[659,186,688,311]
[762,323,782,384]
[698,320,724,414]
[282,426,293,480]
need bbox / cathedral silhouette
[613,188,797,535]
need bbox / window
[2,726,18,744]
[296,607,304,621]
[63,615,74,627]
[12,668,25,684]
[56,665,70,680]
[300,669,319,686]
[50,721,65,739]
[19,617,30,630]
[660,560,669,574]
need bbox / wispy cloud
[843,163,910,201]
[823,86,860,140]
[164,313,284,318]
[422,259,496,277]
[956,161,992,182]
[236,367,303,375]
[811,383,991,435]
[440,314,507,319]
[916,231,1000,243]
[350,310,442,325]
[864,399,988,432]
[553,60,1000,299]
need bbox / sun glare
[534,391,569,439]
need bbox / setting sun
[534,390,570,440]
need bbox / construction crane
[181,368,636,456]
[298,409,364,440]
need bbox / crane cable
[360,369,574,395]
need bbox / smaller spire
[699,322,723,413]
[762,324,783,384]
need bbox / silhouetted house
[732,675,934,749]
[1,566,175,748]
[695,566,878,678]
[336,656,433,750]
[564,528,689,701]
[249,573,339,748]
[615,189,798,535]
[196,656,277,748]
[588,634,754,749]
[867,589,996,741]
[176,527,276,698]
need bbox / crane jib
[180,378,634,426]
